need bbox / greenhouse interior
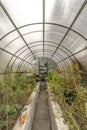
[0,0,87,130]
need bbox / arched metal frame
[19,50,66,68]
[19,55,34,67]
[1,24,86,56]
[20,57,58,72]
[11,55,34,72]
[50,0,87,58]
[2,26,77,69]
[7,41,75,72]
[0,1,36,59]
[8,49,34,71]
[8,42,73,71]
[5,39,76,65]
[0,29,78,57]
[19,49,70,70]
[2,36,84,72]
[0,0,87,73]
[5,40,77,72]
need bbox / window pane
[45,24,67,43]
[1,0,43,27]
[62,31,86,53]
[19,24,43,34]
[0,51,12,72]
[46,0,84,26]
[4,38,27,53]
[0,31,19,48]
[72,5,87,39]
[23,32,43,43]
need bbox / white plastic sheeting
[0,0,87,72]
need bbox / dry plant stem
[5,76,9,130]
[72,75,81,100]
[62,101,80,130]
[5,72,10,130]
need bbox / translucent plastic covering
[0,0,87,72]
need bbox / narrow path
[31,90,51,130]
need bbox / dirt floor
[31,90,51,130]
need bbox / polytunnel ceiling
[0,0,87,72]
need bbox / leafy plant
[0,68,36,130]
[46,70,87,130]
